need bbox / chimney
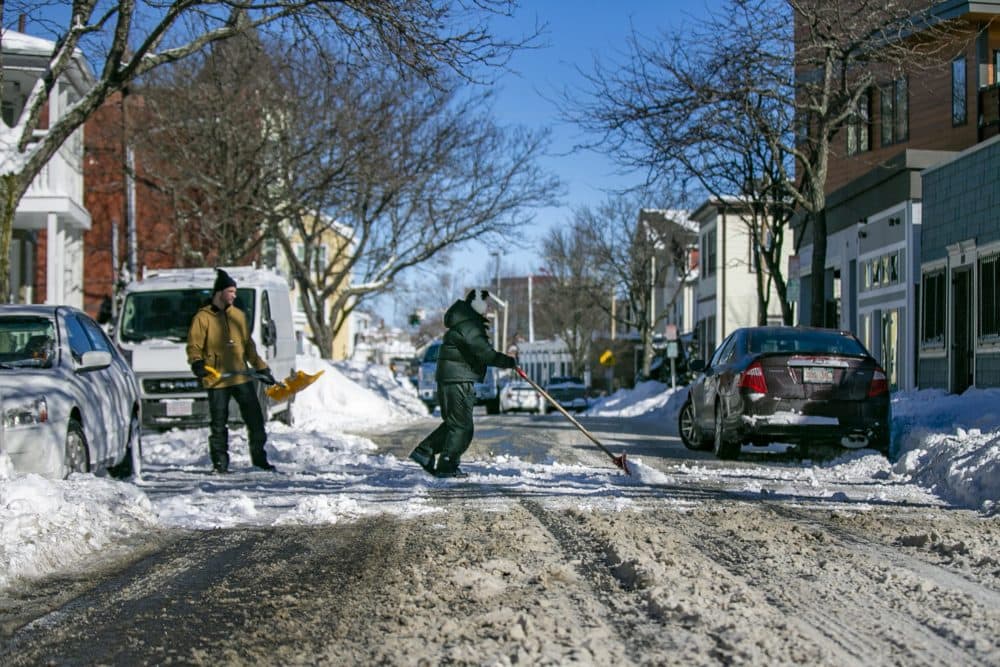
[18,14,27,32]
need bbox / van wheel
[486,397,500,415]
[64,419,89,477]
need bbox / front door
[951,268,973,393]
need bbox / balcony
[16,129,90,231]
[979,83,1000,142]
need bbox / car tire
[64,418,89,477]
[870,424,891,459]
[486,397,500,415]
[109,411,141,479]
[713,400,740,460]
[678,399,711,451]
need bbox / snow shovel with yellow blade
[264,369,324,402]
[203,365,324,403]
[515,367,630,475]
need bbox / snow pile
[0,473,156,589]
[891,387,1000,514]
[585,381,688,420]
[293,355,426,430]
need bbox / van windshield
[119,288,255,342]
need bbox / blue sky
[436,1,715,294]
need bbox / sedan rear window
[0,316,56,368]
[748,329,867,356]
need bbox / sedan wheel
[713,402,740,460]
[678,400,709,451]
[64,418,89,477]
[109,412,141,479]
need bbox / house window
[846,90,871,156]
[701,229,717,276]
[795,111,811,147]
[880,77,909,146]
[748,235,760,274]
[921,269,946,347]
[295,243,328,276]
[994,49,1000,85]
[978,252,1000,341]
[952,56,967,126]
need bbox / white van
[112,266,296,430]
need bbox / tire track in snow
[685,505,993,667]
[519,498,675,664]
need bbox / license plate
[803,367,833,383]
[164,400,193,416]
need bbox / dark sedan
[678,326,891,459]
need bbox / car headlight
[3,397,48,427]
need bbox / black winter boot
[434,455,468,478]
[409,445,436,475]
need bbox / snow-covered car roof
[0,304,71,318]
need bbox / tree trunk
[0,174,28,304]
[809,207,828,327]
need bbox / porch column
[46,212,58,304]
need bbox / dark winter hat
[213,269,237,293]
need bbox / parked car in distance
[678,326,891,460]
[0,305,141,478]
[499,379,543,414]
[542,376,588,413]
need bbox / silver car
[499,380,543,414]
[0,305,141,478]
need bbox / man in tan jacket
[187,269,276,473]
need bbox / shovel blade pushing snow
[515,367,631,476]
[265,369,324,403]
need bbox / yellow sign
[599,349,615,366]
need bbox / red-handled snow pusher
[515,367,630,475]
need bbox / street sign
[599,349,615,366]
[666,341,679,359]
[665,324,678,341]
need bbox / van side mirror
[263,320,277,346]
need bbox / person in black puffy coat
[410,289,516,477]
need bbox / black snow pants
[207,381,269,470]
[417,381,475,462]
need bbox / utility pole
[490,250,502,296]
[528,274,534,343]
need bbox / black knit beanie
[213,269,237,293]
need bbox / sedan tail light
[868,367,889,397]
[739,361,768,394]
